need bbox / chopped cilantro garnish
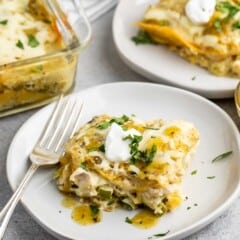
[125,216,132,224]
[232,20,240,30]
[207,176,216,179]
[213,19,222,31]
[16,40,24,49]
[132,31,157,45]
[30,65,44,73]
[88,144,105,153]
[90,205,99,215]
[148,230,170,239]
[216,2,240,22]
[124,135,157,165]
[212,151,233,163]
[28,34,39,48]
[146,144,157,163]
[113,115,129,125]
[99,144,105,153]
[191,170,197,175]
[97,122,111,130]
[97,115,130,130]
[37,65,43,71]
[80,162,88,170]
[0,19,8,25]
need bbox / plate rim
[6,81,240,240]
[112,0,239,99]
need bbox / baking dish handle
[48,0,92,49]
[72,0,92,48]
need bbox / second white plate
[113,0,239,99]
[7,82,240,240]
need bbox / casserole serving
[55,114,200,223]
[0,0,91,117]
[135,0,240,79]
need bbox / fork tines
[38,95,84,153]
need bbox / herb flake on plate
[207,176,216,179]
[0,19,8,25]
[125,216,132,224]
[191,170,197,175]
[148,230,170,239]
[211,151,233,163]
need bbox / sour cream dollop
[185,0,216,25]
[105,123,141,162]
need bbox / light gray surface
[1,10,240,240]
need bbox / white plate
[7,82,240,240]
[112,0,239,99]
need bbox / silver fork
[0,95,84,239]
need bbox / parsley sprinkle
[99,144,105,153]
[37,65,43,71]
[187,206,191,210]
[16,40,24,49]
[97,115,129,130]
[0,19,8,25]
[125,217,132,224]
[28,34,39,48]
[191,76,196,81]
[80,162,88,170]
[232,20,240,30]
[153,231,170,237]
[148,231,170,239]
[97,122,110,130]
[216,2,240,22]
[207,176,216,179]
[212,151,233,163]
[194,203,198,207]
[124,134,157,165]
[90,205,99,215]
[132,31,157,45]
[191,170,197,175]
[213,19,222,31]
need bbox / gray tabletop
[1,10,240,240]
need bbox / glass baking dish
[0,0,91,117]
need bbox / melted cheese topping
[0,0,63,65]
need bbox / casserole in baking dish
[0,0,90,117]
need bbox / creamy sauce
[71,205,102,226]
[62,195,101,226]
[105,123,141,162]
[130,210,160,229]
[185,0,216,24]
[61,195,78,208]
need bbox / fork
[0,95,84,239]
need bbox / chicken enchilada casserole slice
[55,114,199,220]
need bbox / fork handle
[0,163,39,239]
